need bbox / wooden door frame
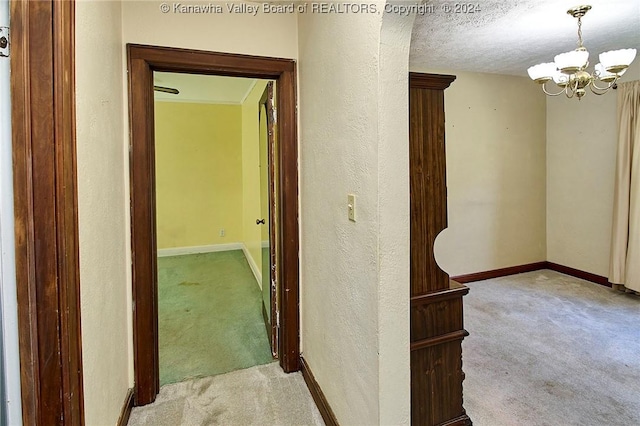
[11,0,84,424]
[127,44,300,406]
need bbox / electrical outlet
[219,229,225,237]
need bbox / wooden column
[409,73,470,426]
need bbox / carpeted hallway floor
[128,362,325,426]
[158,251,273,386]
[463,270,640,425]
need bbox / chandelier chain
[577,16,583,49]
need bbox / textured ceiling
[410,0,640,76]
[153,72,257,104]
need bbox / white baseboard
[157,243,242,257]
[242,243,262,289]
[261,240,269,249]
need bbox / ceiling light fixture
[527,5,636,100]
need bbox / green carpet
[158,250,273,386]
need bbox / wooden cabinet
[409,73,471,426]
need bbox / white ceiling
[153,72,257,104]
[410,0,640,76]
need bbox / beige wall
[298,9,414,425]
[546,61,640,277]
[409,69,547,276]
[121,1,298,59]
[377,12,415,424]
[154,102,243,249]
[76,1,131,424]
[298,13,382,423]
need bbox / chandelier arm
[588,83,612,95]
[541,81,566,96]
[590,76,618,93]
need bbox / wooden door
[409,73,471,426]
[259,81,279,356]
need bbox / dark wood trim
[410,330,470,352]
[410,72,470,425]
[410,281,469,306]
[409,72,456,90]
[300,357,339,426]
[438,414,475,426]
[451,262,547,283]
[128,44,295,77]
[276,63,300,372]
[451,261,612,288]
[117,389,135,426]
[545,262,611,287]
[127,44,300,405]
[11,1,84,424]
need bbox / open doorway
[127,45,299,406]
[152,73,278,385]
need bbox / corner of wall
[376,10,415,426]
[76,0,132,423]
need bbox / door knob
[256,219,265,225]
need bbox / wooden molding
[451,262,548,283]
[411,281,469,306]
[156,243,243,257]
[300,357,339,426]
[409,72,456,90]
[451,261,611,288]
[127,44,300,405]
[438,414,475,426]
[11,0,84,424]
[117,389,135,426]
[545,262,611,287]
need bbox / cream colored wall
[377,12,415,424]
[121,1,298,59]
[298,12,383,425]
[409,69,548,276]
[76,1,131,424]
[546,61,640,277]
[298,8,414,424]
[241,81,268,281]
[154,101,243,249]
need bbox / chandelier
[527,5,636,100]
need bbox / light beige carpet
[463,270,640,425]
[128,362,325,426]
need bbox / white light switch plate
[348,194,356,222]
